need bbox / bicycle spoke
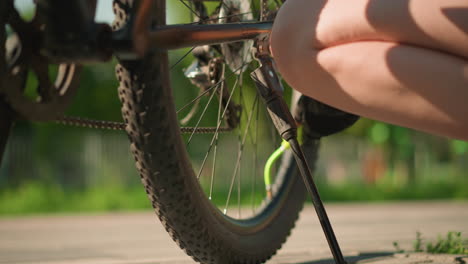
[237,39,254,217]
[237,75,244,218]
[177,85,217,114]
[209,132,218,199]
[179,12,256,26]
[237,148,241,218]
[224,93,258,215]
[179,0,246,25]
[218,0,231,20]
[195,74,241,180]
[187,80,221,145]
[179,0,203,20]
[251,94,260,214]
[176,62,248,114]
[180,90,202,125]
[274,0,282,9]
[251,0,258,19]
[209,66,225,200]
[170,47,196,71]
[189,0,194,22]
[205,12,255,23]
[186,63,248,142]
[240,86,258,147]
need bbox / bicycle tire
[113,1,319,263]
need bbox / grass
[0,182,268,216]
[394,231,468,255]
[0,177,467,216]
[315,179,468,202]
[425,232,468,254]
[0,182,152,216]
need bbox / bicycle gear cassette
[218,0,254,74]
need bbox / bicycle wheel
[113,1,319,263]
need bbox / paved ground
[0,202,467,264]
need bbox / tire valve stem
[264,140,291,200]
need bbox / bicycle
[0,1,348,263]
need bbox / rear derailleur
[183,45,241,129]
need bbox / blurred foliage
[0,182,151,215]
[316,178,468,202]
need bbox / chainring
[1,0,83,121]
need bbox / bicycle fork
[250,46,347,264]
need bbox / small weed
[426,232,468,254]
[414,231,423,252]
[393,231,468,255]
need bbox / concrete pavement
[0,202,467,264]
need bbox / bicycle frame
[40,0,272,62]
[130,22,272,52]
[128,0,272,55]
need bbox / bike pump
[251,42,347,264]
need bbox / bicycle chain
[261,0,269,21]
[55,57,232,134]
[55,115,233,134]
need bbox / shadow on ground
[297,252,394,264]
